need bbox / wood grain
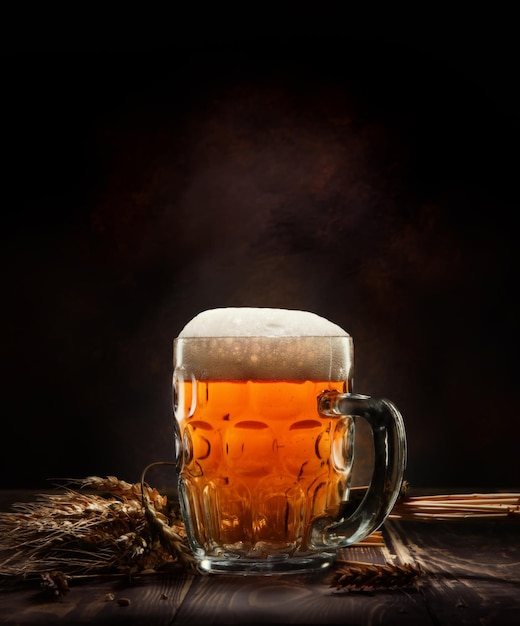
[171,570,430,625]
[386,520,520,626]
[1,489,520,625]
[0,572,195,625]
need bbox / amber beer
[173,308,406,574]
[176,378,351,551]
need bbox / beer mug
[173,308,406,574]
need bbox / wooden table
[1,491,519,625]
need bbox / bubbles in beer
[174,309,354,560]
[177,380,352,555]
[176,308,352,382]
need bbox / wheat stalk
[1,476,518,593]
[328,486,520,591]
[329,560,422,591]
[390,492,520,521]
[0,474,197,583]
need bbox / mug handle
[312,392,407,548]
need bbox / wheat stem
[1,478,518,589]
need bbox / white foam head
[178,307,349,338]
[175,307,352,381]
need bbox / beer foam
[175,308,352,381]
[178,307,349,338]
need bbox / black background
[1,22,518,490]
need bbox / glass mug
[173,308,406,574]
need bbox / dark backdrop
[1,32,518,490]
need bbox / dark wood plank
[386,520,520,626]
[169,532,433,624]
[2,490,520,625]
[0,572,195,625]
[172,569,432,625]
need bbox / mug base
[195,552,337,575]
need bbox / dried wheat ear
[0,475,197,582]
[329,561,423,591]
[2,475,518,593]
